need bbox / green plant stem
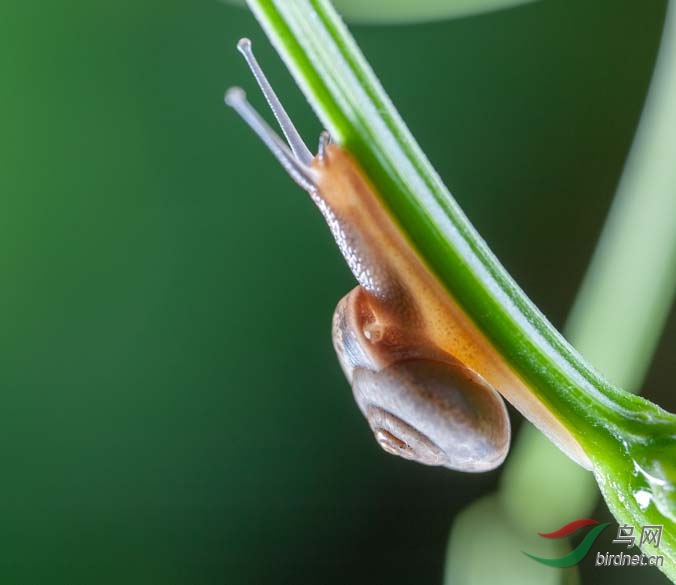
[564,6,676,394]
[246,0,671,457]
[226,0,537,24]
[502,0,676,535]
[243,0,676,578]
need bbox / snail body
[225,39,591,471]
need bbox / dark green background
[1,0,674,583]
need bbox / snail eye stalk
[224,87,317,192]
[225,38,319,192]
[236,38,313,166]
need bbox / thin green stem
[501,0,676,541]
[565,5,676,393]
[504,0,676,527]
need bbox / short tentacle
[317,130,331,162]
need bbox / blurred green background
[1,0,674,583]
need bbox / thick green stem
[246,0,671,454]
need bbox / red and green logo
[523,519,611,567]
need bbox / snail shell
[333,286,510,472]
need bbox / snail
[225,39,591,472]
